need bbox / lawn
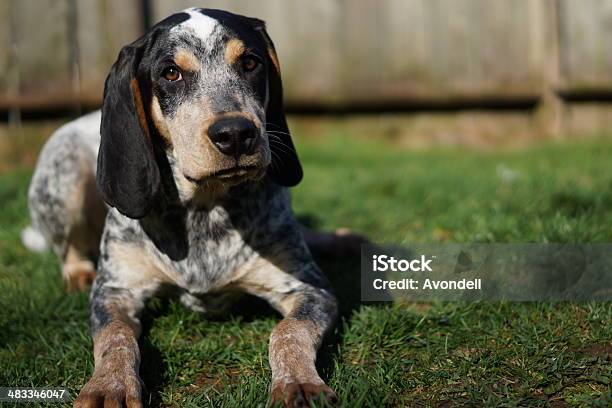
[0,123,611,407]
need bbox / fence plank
[0,1,9,98]
[417,0,544,98]
[11,0,73,107]
[559,0,612,90]
[76,0,142,105]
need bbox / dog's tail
[21,225,49,253]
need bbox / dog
[24,8,349,407]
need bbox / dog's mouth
[185,165,263,185]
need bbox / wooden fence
[2,0,612,113]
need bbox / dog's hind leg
[301,225,367,257]
[27,131,107,291]
[61,172,107,291]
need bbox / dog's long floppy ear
[97,40,161,219]
[251,20,303,187]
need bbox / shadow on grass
[138,298,172,408]
[139,334,166,407]
[314,253,363,383]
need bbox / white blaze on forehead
[172,7,218,42]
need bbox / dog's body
[26,8,340,407]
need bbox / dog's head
[97,8,302,218]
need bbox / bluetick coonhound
[24,8,351,407]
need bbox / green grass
[0,133,611,407]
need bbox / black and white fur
[25,8,341,407]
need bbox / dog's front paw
[73,368,142,408]
[271,381,337,407]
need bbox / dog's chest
[145,185,282,294]
[174,207,255,292]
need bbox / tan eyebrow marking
[174,49,201,72]
[225,38,246,65]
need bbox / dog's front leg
[237,260,338,407]
[269,290,338,407]
[74,283,146,408]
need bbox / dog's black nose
[208,117,258,157]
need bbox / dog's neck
[137,178,272,262]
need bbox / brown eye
[242,55,260,72]
[162,66,181,82]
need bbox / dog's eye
[162,66,182,82]
[241,55,260,72]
